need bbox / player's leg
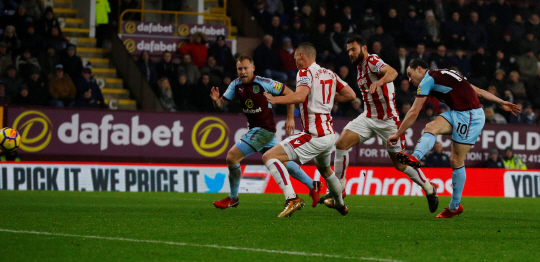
[398,115,453,168]
[334,129,360,187]
[213,145,245,209]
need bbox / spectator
[330,22,347,55]
[489,0,511,25]
[15,48,40,78]
[0,42,13,77]
[449,49,471,78]
[156,77,177,111]
[208,35,234,74]
[310,22,333,64]
[503,146,527,170]
[344,98,362,118]
[49,64,76,107]
[60,45,83,80]
[267,16,285,48]
[178,32,208,68]
[395,79,416,110]
[443,12,466,50]
[46,26,68,53]
[23,0,45,22]
[370,26,395,57]
[13,5,32,37]
[507,14,526,39]
[508,103,526,124]
[432,0,448,22]
[174,73,192,111]
[315,6,331,28]
[523,103,537,124]
[421,142,450,168]
[465,12,488,50]
[283,0,303,18]
[265,0,283,15]
[418,102,437,122]
[516,49,539,79]
[526,69,540,109]
[156,51,178,85]
[484,148,504,168]
[485,14,505,50]
[399,102,411,121]
[493,50,511,73]
[39,6,61,37]
[481,85,502,110]
[507,71,527,104]
[499,30,520,58]
[2,65,26,101]
[331,102,343,117]
[403,6,426,47]
[289,17,307,47]
[191,73,213,112]
[177,53,200,85]
[430,45,451,70]
[439,104,448,114]
[253,0,274,32]
[392,47,410,79]
[359,6,380,40]
[484,107,507,124]
[519,33,539,55]
[23,66,48,106]
[300,5,315,33]
[200,55,224,86]
[468,0,488,22]
[73,65,105,108]
[38,44,59,79]
[278,37,296,80]
[490,69,507,96]
[253,35,286,82]
[424,10,440,48]
[410,43,430,64]
[526,14,540,38]
[471,47,492,85]
[338,6,357,34]
[449,0,467,19]
[21,24,42,55]
[337,66,357,93]
[137,51,158,85]
[382,8,402,43]
[2,25,21,55]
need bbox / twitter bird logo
[205,173,226,193]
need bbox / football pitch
[1,191,538,262]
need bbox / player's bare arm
[334,85,356,102]
[387,95,427,146]
[471,84,521,116]
[282,86,296,136]
[369,65,398,94]
[264,85,310,105]
[210,86,228,111]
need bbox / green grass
[0,191,539,262]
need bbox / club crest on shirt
[253,85,260,94]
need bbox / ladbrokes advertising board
[6,107,540,168]
[1,162,538,198]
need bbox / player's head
[407,59,429,87]
[294,42,316,69]
[346,35,367,66]
[236,54,255,84]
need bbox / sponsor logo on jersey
[358,77,367,86]
[239,87,244,92]
[375,61,384,70]
[245,99,254,108]
[272,82,282,92]
[297,76,310,85]
[253,85,260,94]
[417,86,421,94]
[242,107,262,114]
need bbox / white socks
[325,173,344,207]
[403,166,433,194]
[265,159,297,200]
[334,149,349,188]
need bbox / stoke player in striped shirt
[326,35,439,213]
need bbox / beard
[350,51,364,65]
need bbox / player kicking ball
[324,35,439,213]
[387,59,520,218]
[210,55,322,209]
[262,43,356,217]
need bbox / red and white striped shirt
[357,54,399,120]
[296,62,347,137]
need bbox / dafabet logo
[191,117,229,157]
[12,111,52,152]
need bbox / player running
[324,35,439,213]
[387,59,520,218]
[262,43,357,217]
[210,55,322,209]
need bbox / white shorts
[344,114,405,153]
[279,132,336,165]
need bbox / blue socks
[450,166,466,211]
[412,133,436,160]
[228,164,241,200]
[286,161,314,190]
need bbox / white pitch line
[0,228,402,262]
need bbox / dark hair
[236,54,254,64]
[346,35,365,46]
[408,59,429,70]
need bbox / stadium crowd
[0,2,106,108]
[138,0,539,125]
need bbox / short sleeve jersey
[222,75,284,133]
[296,62,347,137]
[417,69,481,111]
